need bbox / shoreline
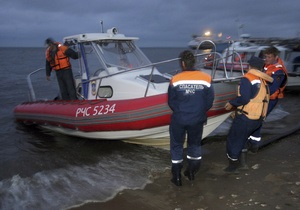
[69,131,300,210]
[69,90,300,210]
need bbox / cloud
[1,0,300,47]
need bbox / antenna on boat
[100,20,104,33]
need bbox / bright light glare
[204,31,211,36]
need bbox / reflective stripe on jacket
[168,70,214,124]
[46,42,71,71]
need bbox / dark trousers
[169,120,204,162]
[55,68,77,100]
[249,99,278,144]
[226,114,262,160]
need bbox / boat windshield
[95,40,151,70]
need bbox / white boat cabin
[63,28,171,101]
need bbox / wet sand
[70,90,300,210]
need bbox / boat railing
[27,68,44,101]
[88,40,244,83]
[194,39,245,79]
[27,52,243,101]
[79,53,242,98]
[81,57,179,98]
[194,40,216,59]
[224,50,247,73]
[26,59,177,101]
[195,51,244,81]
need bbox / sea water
[0,47,295,209]
[0,47,181,210]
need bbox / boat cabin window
[71,42,107,78]
[83,43,106,77]
[97,86,113,98]
[95,40,151,70]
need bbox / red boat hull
[14,94,174,131]
[14,92,231,132]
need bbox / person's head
[45,38,55,48]
[179,50,195,70]
[263,46,279,65]
[248,56,265,71]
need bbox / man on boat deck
[45,38,79,100]
[168,50,214,186]
[224,56,273,173]
[248,46,288,153]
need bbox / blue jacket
[168,70,214,125]
[229,76,260,108]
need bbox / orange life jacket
[46,42,71,71]
[264,58,288,99]
[237,71,270,120]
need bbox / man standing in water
[168,50,214,186]
[45,38,79,100]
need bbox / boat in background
[188,38,229,53]
[14,26,242,146]
[217,36,300,89]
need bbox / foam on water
[0,154,165,210]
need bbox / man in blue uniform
[248,46,288,153]
[168,50,214,186]
[224,56,273,173]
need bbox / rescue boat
[14,27,242,146]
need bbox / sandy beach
[70,90,300,210]
[70,133,300,210]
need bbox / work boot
[171,163,183,186]
[238,150,249,170]
[224,159,239,174]
[249,144,259,154]
[184,159,201,181]
[247,138,260,154]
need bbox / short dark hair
[45,38,55,46]
[179,50,195,70]
[264,46,279,56]
[248,56,264,70]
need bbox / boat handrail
[144,65,155,97]
[26,59,178,101]
[87,57,180,83]
[27,51,243,101]
[83,58,180,98]
[85,49,242,83]
[195,40,216,55]
[195,39,246,76]
[194,51,244,80]
[88,53,242,98]
[227,51,246,74]
[27,67,44,101]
